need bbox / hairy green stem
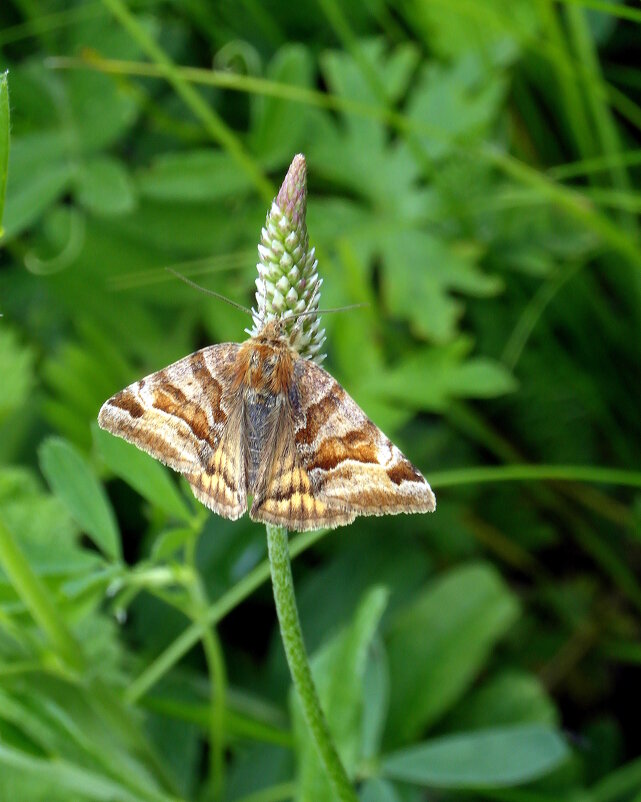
[265,524,357,802]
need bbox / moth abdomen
[245,389,279,489]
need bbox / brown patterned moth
[98,157,435,532]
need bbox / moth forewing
[97,342,248,518]
[291,358,436,517]
[186,395,247,521]
[98,322,435,531]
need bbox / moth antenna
[166,268,253,316]
[261,268,268,325]
[291,302,367,319]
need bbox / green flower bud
[251,154,326,364]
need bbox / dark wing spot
[312,426,379,471]
[157,374,187,405]
[153,389,214,447]
[295,390,343,447]
[387,460,424,486]
[191,353,226,425]
[110,391,144,419]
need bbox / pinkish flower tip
[276,154,307,225]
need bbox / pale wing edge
[293,358,436,519]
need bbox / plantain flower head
[250,154,326,364]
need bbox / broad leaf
[74,156,136,217]
[366,339,516,413]
[65,69,138,154]
[381,724,569,788]
[0,328,35,422]
[0,741,174,802]
[137,149,254,202]
[385,563,520,744]
[39,437,121,561]
[311,41,504,344]
[250,44,314,167]
[92,424,192,523]
[444,671,558,731]
[2,131,74,239]
[0,467,96,580]
[151,527,194,561]
[292,587,389,802]
[407,59,508,160]
[380,230,502,343]
[404,0,538,64]
[361,636,389,761]
[360,778,401,802]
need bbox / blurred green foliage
[1,1,641,801]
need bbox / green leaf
[313,42,421,205]
[380,230,502,343]
[137,149,254,202]
[2,131,75,239]
[381,724,569,788]
[3,62,59,135]
[367,339,517,413]
[0,673,175,798]
[0,327,35,422]
[407,0,538,64]
[385,563,520,744]
[444,672,558,731]
[360,778,401,802]
[4,131,75,237]
[361,636,389,761]
[151,526,194,561]
[74,156,136,217]
[296,531,432,658]
[0,71,9,239]
[0,467,99,581]
[39,437,121,561]
[92,424,191,523]
[42,318,140,452]
[250,44,314,166]
[0,740,175,802]
[66,69,138,154]
[407,59,508,159]
[292,586,389,801]
[115,195,262,256]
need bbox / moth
[98,319,436,531]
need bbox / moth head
[258,318,286,343]
[256,303,365,358]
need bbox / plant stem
[429,463,641,489]
[0,70,10,238]
[100,0,273,203]
[265,524,358,802]
[185,533,226,799]
[233,782,297,802]
[125,527,327,705]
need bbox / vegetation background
[1,1,641,801]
